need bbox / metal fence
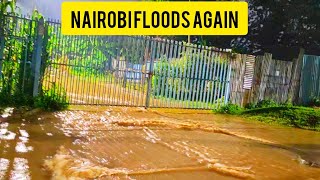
[40,21,232,109]
[300,55,320,104]
[0,14,233,109]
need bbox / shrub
[217,103,243,115]
[309,97,320,107]
[35,85,69,111]
[0,90,34,107]
[245,102,256,109]
[255,99,278,108]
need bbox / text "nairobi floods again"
[61,2,248,35]
[72,10,239,30]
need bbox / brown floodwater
[0,106,320,180]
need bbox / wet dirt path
[1,106,320,180]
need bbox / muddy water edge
[0,106,320,180]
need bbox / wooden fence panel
[249,55,262,104]
[262,59,292,103]
[229,54,246,106]
[250,53,293,104]
[299,55,320,104]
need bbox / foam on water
[44,110,320,179]
[45,146,254,179]
[46,110,258,179]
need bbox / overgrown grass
[35,85,69,111]
[215,100,320,131]
[0,85,69,111]
[216,103,243,115]
[0,90,34,107]
[244,106,320,130]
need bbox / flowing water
[0,106,320,180]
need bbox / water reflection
[0,129,16,140]
[10,158,30,180]
[0,158,10,178]
[1,107,14,118]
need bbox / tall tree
[155,0,320,58]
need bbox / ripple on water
[45,110,320,179]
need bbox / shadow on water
[283,144,320,168]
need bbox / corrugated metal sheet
[300,55,320,104]
[243,55,255,90]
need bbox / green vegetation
[152,51,229,102]
[217,103,243,115]
[0,2,68,111]
[309,96,320,107]
[244,106,320,129]
[0,2,36,107]
[216,100,320,131]
[35,84,69,111]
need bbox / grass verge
[215,101,320,131]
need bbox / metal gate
[27,21,231,109]
[300,55,320,104]
[42,21,233,109]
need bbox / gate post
[224,56,233,105]
[0,19,5,87]
[145,59,155,108]
[32,17,45,97]
[288,48,305,104]
[145,47,155,109]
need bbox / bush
[35,85,69,111]
[0,90,33,107]
[245,102,256,109]
[255,99,278,108]
[309,97,320,107]
[217,103,243,115]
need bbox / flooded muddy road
[1,107,320,180]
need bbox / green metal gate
[42,20,233,109]
[300,55,320,104]
[0,14,233,109]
